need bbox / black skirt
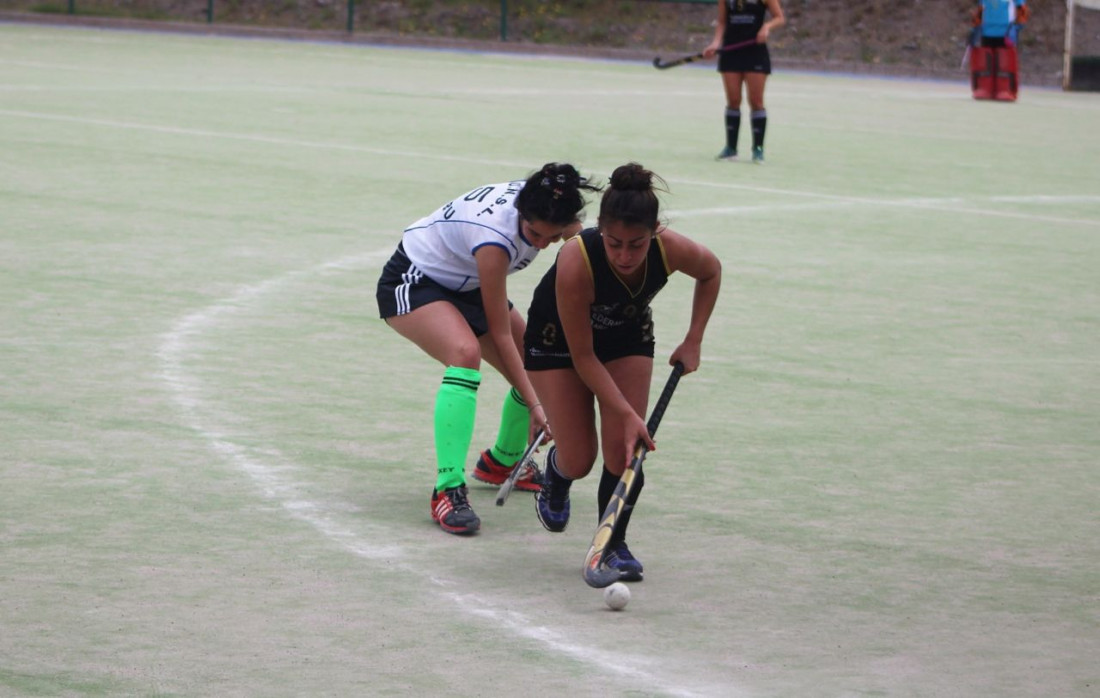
[718,41,772,74]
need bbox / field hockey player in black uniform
[523,163,722,581]
[705,0,785,163]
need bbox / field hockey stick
[652,39,756,70]
[582,362,684,588]
[962,26,979,68]
[495,428,546,507]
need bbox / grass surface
[2,21,1099,697]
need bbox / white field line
[0,59,122,73]
[0,108,525,168]
[672,177,1100,228]
[156,251,737,698]
[0,26,671,77]
[0,82,314,94]
[666,195,1100,227]
[0,83,706,99]
[3,107,1098,228]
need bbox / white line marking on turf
[0,84,314,94]
[456,595,707,696]
[989,195,1100,204]
[3,107,1098,228]
[156,252,737,698]
[0,108,525,168]
[670,177,1100,228]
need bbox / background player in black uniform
[704,0,785,163]
[523,163,722,581]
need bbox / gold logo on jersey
[540,322,557,347]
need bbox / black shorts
[376,244,508,337]
[718,42,771,74]
[523,309,655,371]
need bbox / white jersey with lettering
[401,180,539,292]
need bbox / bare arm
[704,0,728,55]
[759,0,786,43]
[658,229,722,375]
[475,245,549,436]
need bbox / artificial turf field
[2,21,1098,697]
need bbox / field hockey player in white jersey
[376,163,601,535]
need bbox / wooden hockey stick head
[580,362,684,587]
[582,462,642,588]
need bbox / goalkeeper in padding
[969,0,1030,101]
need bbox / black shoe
[430,486,480,535]
[605,541,643,581]
[535,447,571,532]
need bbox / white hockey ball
[603,582,630,611]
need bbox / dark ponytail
[598,162,667,232]
[515,163,602,226]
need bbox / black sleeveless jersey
[723,0,767,44]
[525,228,671,360]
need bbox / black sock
[599,465,644,546]
[546,447,572,497]
[751,109,767,150]
[725,108,741,151]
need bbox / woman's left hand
[529,404,552,444]
[669,343,702,375]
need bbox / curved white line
[156,250,737,698]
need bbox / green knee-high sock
[489,387,530,467]
[434,366,481,491]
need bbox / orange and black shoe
[471,449,543,493]
[430,485,480,535]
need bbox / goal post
[1064,0,1100,90]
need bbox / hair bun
[609,162,652,192]
[540,163,581,193]
[517,163,601,225]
